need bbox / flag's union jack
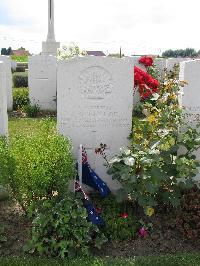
[81,148,111,197]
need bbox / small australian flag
[82,148,111,198]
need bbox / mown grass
[11,55,28,63]
[1,253,200,266]
[9,118,56,139]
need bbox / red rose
[120,213,129,219]
[139,56,153,68]
[134,66,159,100]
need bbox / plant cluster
[27,194,107,258]
[22,103,40,118]
[102,57,200,215]
[13,72,28,88]
[0,120,75,214]
[13,88,30,110]
[91,195,137,240]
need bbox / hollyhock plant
[139,56,153,68]
[97,58,200,220]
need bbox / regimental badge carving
[79,66,113,99]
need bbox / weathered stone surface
[0,56,13,111]
[179,59,200,182]
[57,56,133,190]
[0,61,8,137]
[28,55,57,111]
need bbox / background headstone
[28,55,57,111]
[179,59,200,182]
[0,56,13,111]
[0,61,8,137]
[57,56,133,191]
[154,58,167,75]
[166,58,191,71]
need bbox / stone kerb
[179,59,200,182]
[28,55,57,111]
[0,56,13,111]
[0,61,8,137]
[57,56,133,191]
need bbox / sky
[0,0,200,55]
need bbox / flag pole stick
[78,144,83,187]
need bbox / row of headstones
[28,56,192,112]
[1,56,200,188]
[29,55,200,188]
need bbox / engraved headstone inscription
[57,56,133,191]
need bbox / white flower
[124,157,135,166]
[142,109,150,116]
[120,147,131,156]
[150,93,159,101]
[109,157,121,164]
[162,93,170,102]
[149,149,160,155]
[157,129,170,138]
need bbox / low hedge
[13,73,28,88]
[13,88,30,110]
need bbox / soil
[94,214,200,257]
[0,200,29,256]
[0,200,199,258]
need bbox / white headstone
[166,58,191,71]
[154,58,167,75]
[179,59,200,182]
[0,56,13,111]
[28,55,57,111]
[123,56,146,70]
[0,61,8,137]
[57,56,133,191]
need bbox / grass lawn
[9,117,56,139]
[0,253,200,266]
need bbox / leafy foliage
[23,103,40,118]
[13,73,28,88]
[91,195,137,240]
[0,120,75,214]
[27,194,107,258]
[162,48,199,58]
[13,88,30,110]
[104,63,200,214]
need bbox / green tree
[162,48,198,58]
